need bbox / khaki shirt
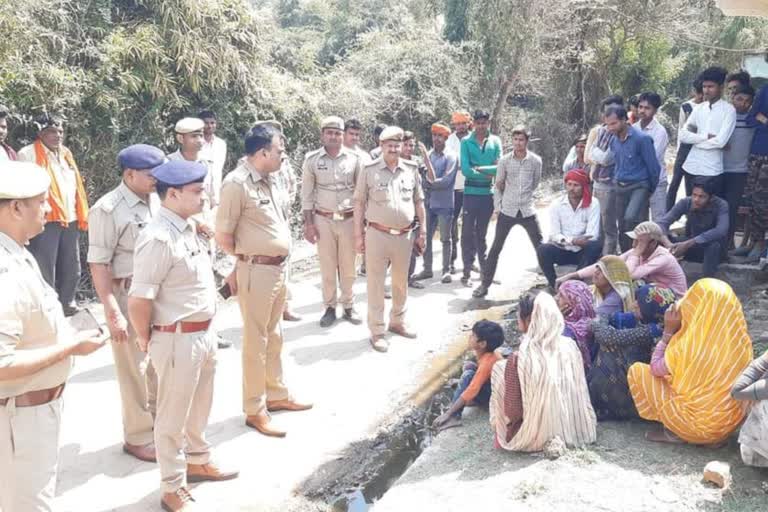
[301,147,361,212]
[129,207,216,325]
[87,182,160,278]
[353,158,424,229]
[0,232,72,398]
[216,159,291,257]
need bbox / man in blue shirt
[412,123,458,284]
[605,105,660,252]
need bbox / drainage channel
[316,299,526,511]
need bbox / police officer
[0,161,107,511]
[215,123,312,439]
[353,126,426,353]
[87,144,164,462]
[302,116,364,327]
[128,160,238,512]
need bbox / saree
[628,279,753,444]
[490,293,596,451]
[559,280,596,370]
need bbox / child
[433,320,504,431]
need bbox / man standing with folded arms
[88,144,164,463]
[302,116,364,328]
[129,160,238,511]
[216,123,312,439]
[0,161,107,512]
[354,126,426,353]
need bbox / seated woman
[628,279,753,445]
[590,255,636,317]
[489,291,596,452]
[588,285,676,421]
[556,280,596,370]
[731,351,768,467]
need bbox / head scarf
[558,281,596,368]
[636,285,676,324]
[431,123,451,137]
[491,293,597,452]
[451,111,471,124]
[595,255,636,311]
[564,168,592,208]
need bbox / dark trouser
[27,221,81,308]
[723,172,748,248]
[423,208,453,274]
[451,190,464,267]
[461,195,494,277]
[593,182,618,255]
[536,241,603,288]
[451,361,491,418]
[673,236,723,278]
[667,143,692,211]
[408,226,420,279]
[616,182,650,253]
[482,211,542,287]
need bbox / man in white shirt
[198,110,227,208]
[446,111,471,274]
[536,168,602,288]
[634,92,669,222]
[679,66,736,198]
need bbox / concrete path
[53,208,549,511]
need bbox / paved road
[53,207,551,512]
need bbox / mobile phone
[218,282,232,300]
[69,308,104,334]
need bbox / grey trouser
[28,221,81,308]
[593,182,618,255]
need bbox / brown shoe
[370,335,389,353]
[123,442,157,463]
[245,413,286,438]
[388,324,417,339]
[161,487,197,512]
[187,462,239,483]
[266,399,313,413]
[283,309,302,322]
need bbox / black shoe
[409,279,425,289]
[449,265,458,275]
[217,334,233,349]
[472,284,489,298]
[413,270,433,281]
[441,272,452,284]
[343,308,363,325]
[62,304,81,317]
[320,307,337,328]
[460,276,472,287]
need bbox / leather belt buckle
[333,212,345,221]
[389,228,401,235]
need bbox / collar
[169,149,201,163]
[319,146,349,160]
[708,98,724,109]
[240,159,268,184]
[636,118,660,132]
[559,194,585,210]
[512,150,530,161]
[118,182,149,208]
[158,206,192,233]
[0,231,24,256]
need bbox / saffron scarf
[34,140,89,230]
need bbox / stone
[703,460,731,489]
[543,436,567,460]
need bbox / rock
[543,436,567,460]
[703,460,731,489]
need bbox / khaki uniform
[0,232,73,511]
[217,160,291,416]
[353,158,424,336]
[301,148,362,309]
[87,182,159,446]
[129,207,217,494]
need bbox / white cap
[626,221,664,241]
[0,162,51,199]
[174,117,205,134]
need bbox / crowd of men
[0,62,767,512]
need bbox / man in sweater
[459,110,502,287]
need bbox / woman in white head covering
[490,291,597,451]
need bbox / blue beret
[118,144,166,172]
[151,160,208,186]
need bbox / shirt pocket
[371,182,391,203]
[399,176,415,201]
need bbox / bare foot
[645,428,684,444]
[437,416,462,432]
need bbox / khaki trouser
[150,329,216,494]
[0,397,62,512]
[113,283,157,446]
[236,261,290,416]
[315,215,356,309]
[365,228,412,337]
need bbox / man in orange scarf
[18,114,89,315]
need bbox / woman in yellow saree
[627,278,752,445]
